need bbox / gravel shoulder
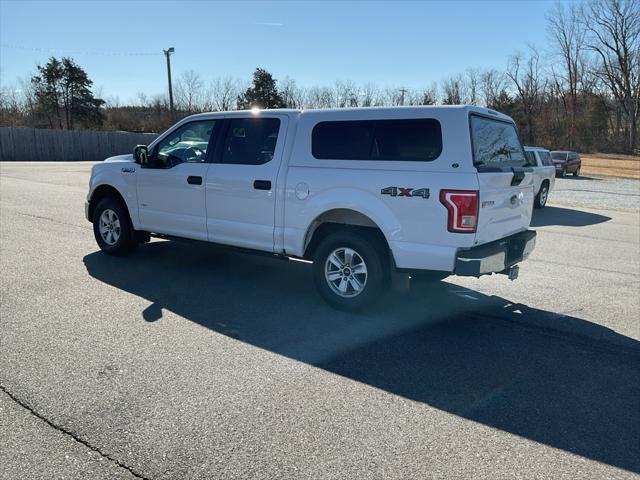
[549,175,640,211]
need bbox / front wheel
[558,168,566,178]
[312,231,388,312]
[534,183,549,208]
[93,197,137,255]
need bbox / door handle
[253,180,271,190]
[187,176,202,185]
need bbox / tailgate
[469,113,534,246]
[475,171,534,245]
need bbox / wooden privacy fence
[0,127,158,161]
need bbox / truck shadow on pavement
[84,241,640,474]
[561,175,602,181]
[531,206,611,227]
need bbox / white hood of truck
[104,154,134,163]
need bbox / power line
[0,43,163,56]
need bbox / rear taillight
[440,190,479,233]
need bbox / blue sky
[1,0,555,103]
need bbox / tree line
[0,0,638,153]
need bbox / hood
[104,154,135,163]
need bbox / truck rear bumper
[455,230,536,277]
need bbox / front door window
[152,120,218,168]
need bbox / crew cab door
[470,114,534,245]
[205,114,288,252]
[136,119,221,241]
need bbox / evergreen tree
[237,68,285,109]
[31,56,105,129]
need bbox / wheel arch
[302,208,392,261]
[88,184,129,222]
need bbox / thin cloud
[253,22,284,27]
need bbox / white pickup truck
[524,146,556,208]
[86,106,536,310]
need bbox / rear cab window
[470,115,527,171]
[312,119,442,161]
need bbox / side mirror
[134,145,149,165]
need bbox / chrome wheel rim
[540,186,548,206]
[324,247,368,298]
[98,209,121,246]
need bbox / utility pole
[163,47,175,118]
[399,87,408,106]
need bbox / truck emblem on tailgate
[121,167,135,173]
[381,187,430,199]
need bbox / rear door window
[220,118,280,165]
[470,115,527,169]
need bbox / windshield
[470,115,527,169]
[551,152,568,161]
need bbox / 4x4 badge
[381,187,430,199]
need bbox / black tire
[573,167,580,177]
[558,168,566,178]
[312,231,388,312]
[410,270,450,284]
[92,196,137,255]
[534,182,549,208]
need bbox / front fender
[88,166,139,228]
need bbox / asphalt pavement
[1,162,639,479]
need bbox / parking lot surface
[1,162,639,480]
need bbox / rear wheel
[312,231,387,311]
[573,167,580,177]
[534,182,549,208]
[93,197,137,255]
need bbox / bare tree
[0,84,25,126]
[206,76,240,111]
[175,70,203,113]
[547,2,586,147]
[442,75,464,104]
[583,0,640,152]
[507,47,546,144]
[420,82,439,105]
[279,76,306,108]
[361,82,382,107]
[305,86,334,109]
[481,69,507,107]
[464,68,481,105]
[335,80,358,107]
